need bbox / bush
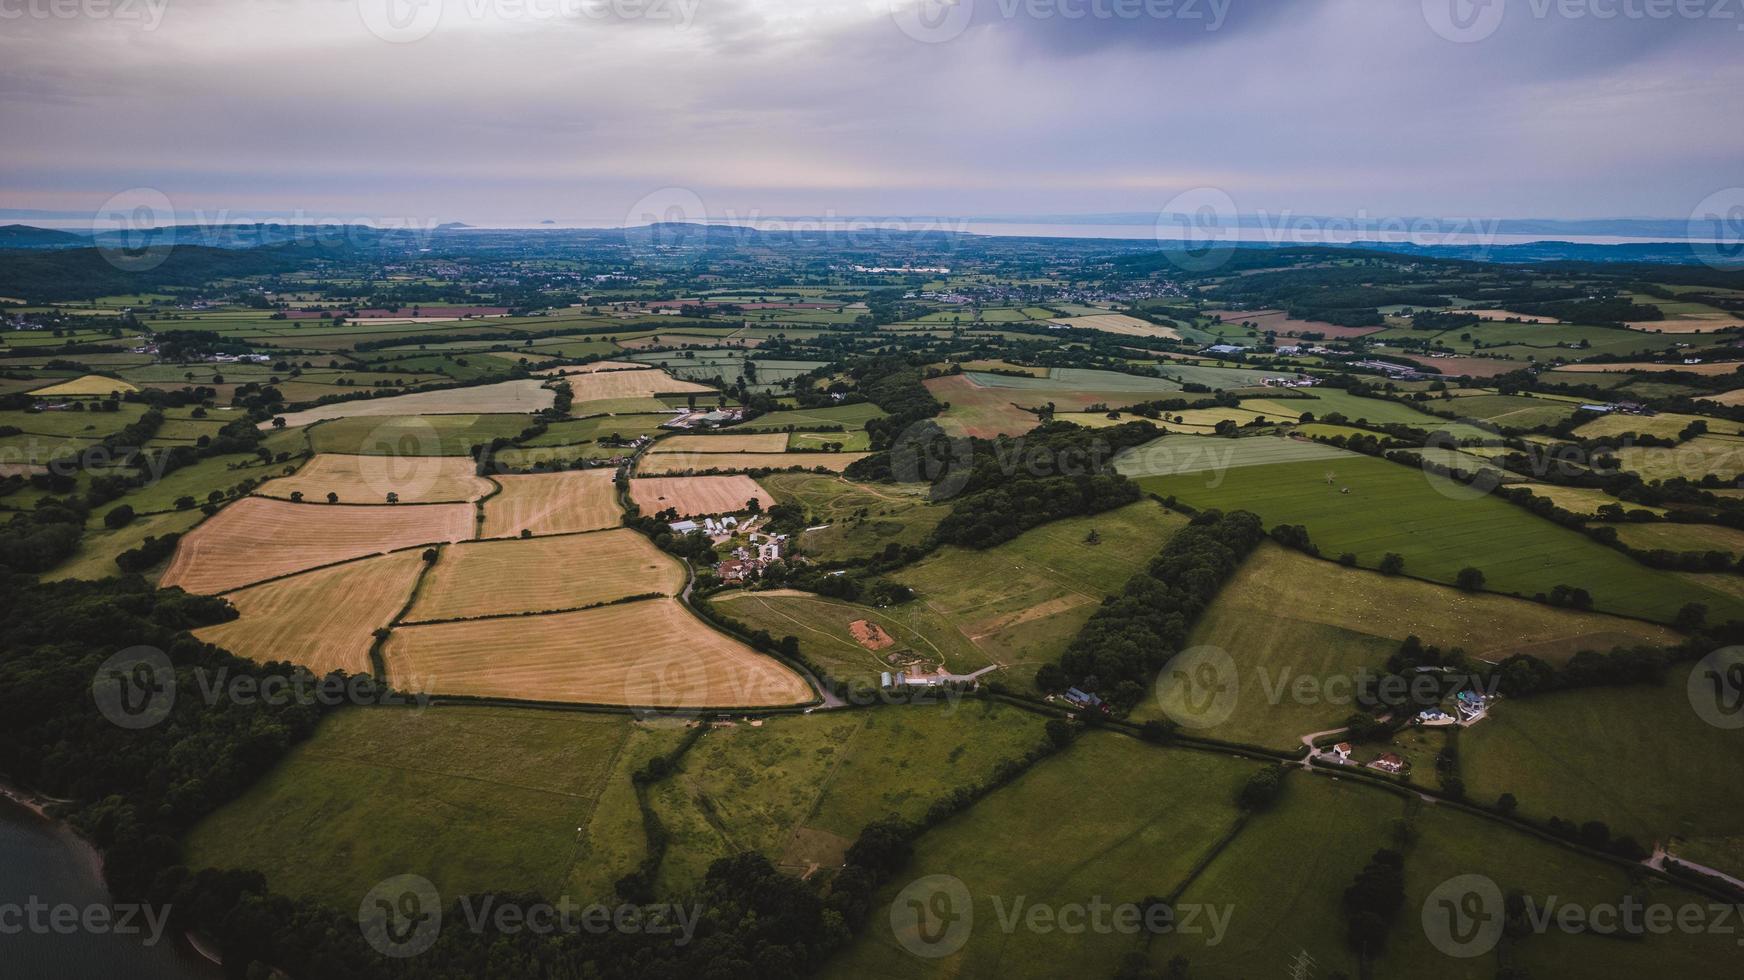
[103,504,135,530]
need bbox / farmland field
[1131,542,1680,747]
[637,450,870,475]
[268,379,556,428]
[1614,433,1744,482]
[308,413,535,456]
[647,432,791,453]
[25,374,139,397]
[405,529,683,622]
[760,472,945,563]
[181,707,670,908]
[160,496,474,594]
[1114,432,1355,478]
[256,453,492,504]
[628,475,773,517]
[480,468,620,537]
[730,402,883,431]
[194,550,428,674]
[823,734,1255,980]
[38,507,207,583]
[555,366,714,404]
[384,598,814,707]
[1048,312,1179,338]
[1460,663,1744,878]
[1611,521,1744,556]
[1139,454,1744,623]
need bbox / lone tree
[1455,567,1485,591]
[386,492,399,504]
[326,491,339,504]
[1378,553,1405,576]
[289,491,303,503]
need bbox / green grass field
[1611,521,1744,557]
[1114,432,1355,478]
[649,703,1047,890]
[1130,543,1679,748]
[892,502,1187,688]
[761,471,946,564]
[1139,454,1744,623]
[1615,433,1744,482]
[1460,663,1744,878]
[520,414,673,447]
[1440,393,1583,429]
[822,733,1255,980]
[40,507,207,583]
[733,402,885,432]
[183,707,687,909]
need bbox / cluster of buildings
[1061,687,1111,713]
[1577,401,1654,416]
[661,407,745,429]
[712,530,789,584]
[1260,374,1318,389]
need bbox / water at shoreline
[0,796,217,980]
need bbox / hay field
[479,469,620,537]
[257,453,492,504]
[1048,313,1180,339]
[268,379,555,428]
[161,496,473,594]
[527,360,645,375]
[648,433,790,453]
[406,529,684,622]
[195,550,428,675]
[550,367,712,404]
[628,475,773,516]
[384,598,814,707]
[637,451,869,475]
[26,374,140,397]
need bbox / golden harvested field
[194,551,427,675]
[1702,388,1744,407]
[480,469,620,537]
[267,379,555,428]
[543,367,712,404]
[383,598,814,707]
[405,529,684,622]
[161,496,473,594]
[637,451,869,475]
[648,433,790,453]
[27,374,141,397]
[1627,314,1741,333]
[1048,313,1180,339]
[256,453,492,504]
[629,475,773,517]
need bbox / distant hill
[0,225,88,249]
[0,242,343,303]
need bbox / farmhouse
[1369,753,1406,774]
[1331,742,1353,762]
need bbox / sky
[1,0,1741,230]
